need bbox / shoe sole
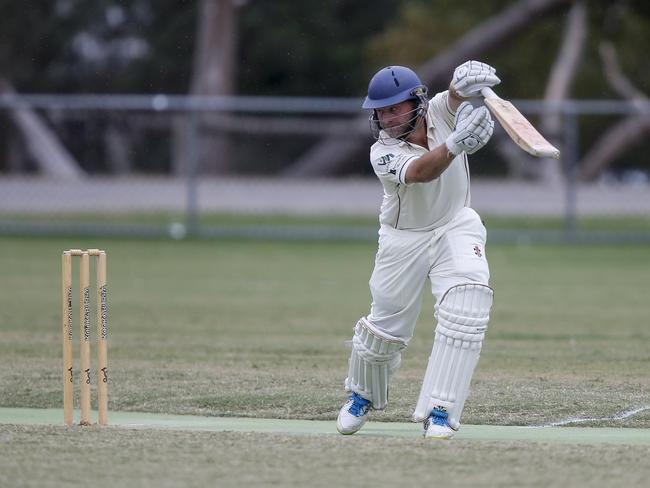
[336,417,365,435]
[424,433,455,440]
[423,426,456,440]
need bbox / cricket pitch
[1,408,647,445]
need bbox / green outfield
[0,235,649,487]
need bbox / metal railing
[0,94,648,242]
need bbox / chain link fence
[0,94,648,242]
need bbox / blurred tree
[285,0,575,177]
[362,0,647,98]
[286,0,650,179]
[575,0,650,180]
[364,0,567,96]
[0,0,407,174]
[0,0,648,178]
[0,0,403,95]
[0,0,195,93]
[1,0,647,99]
[238,0,403,96]
[173,0,242,174]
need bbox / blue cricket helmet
[362,66,427,109]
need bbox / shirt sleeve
[370,146,417,185]
[428,90,456,130]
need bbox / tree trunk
[578,116,650,181]
[537,1,586,184]
[577,40,650,181]
[172,0,239,175]
[0,78,84,178]
[283,0,575,177]
[104,122,131,175]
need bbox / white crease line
[529,405,650,428]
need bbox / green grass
[3,211,650,231]
[2,425,649,488]
[0,236,649,486]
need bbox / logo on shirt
[377,153,395,166]
[473,245,482,258]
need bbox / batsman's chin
[383,127,406,140]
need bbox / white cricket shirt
[369,91,471,231]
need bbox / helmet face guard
[368,86,428,143]
[363,66,428,143]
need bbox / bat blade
[481,87,560,159]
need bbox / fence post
[185,109,200,237]
[563,104,579,241]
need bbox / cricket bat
[481,87,560,159]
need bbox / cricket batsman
[337,61,499,439]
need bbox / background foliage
[1,0,648,97]
[1,0,649,177]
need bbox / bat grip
[480,87,498,100]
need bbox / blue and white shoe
[423,407,455,439]
[336,392,371,435]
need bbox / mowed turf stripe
[1,408,647,445]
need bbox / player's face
[376,101,418,139]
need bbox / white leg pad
[413,283,493,429]
[345,317,406,410]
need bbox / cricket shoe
[336,392,371,435]
[423,407,456,440]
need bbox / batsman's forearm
[404,144,455,183]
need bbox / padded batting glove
[451,60,500,98]
[445,101,494,156]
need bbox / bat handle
[480,87,498,100]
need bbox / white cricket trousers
[367,206,490,341]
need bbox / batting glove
[451,60,500,98]
[445,101,494,156]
